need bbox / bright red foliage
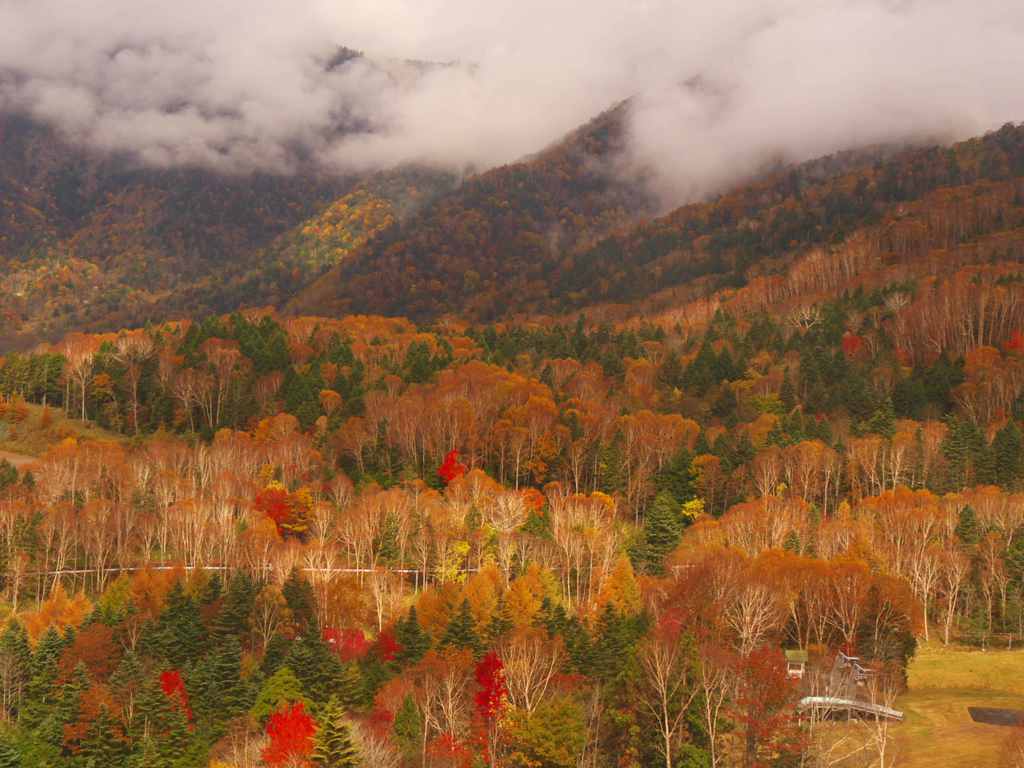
[254,485,293,535]
[323,627,371,662]
[262,702,316,767]
[427,732,474,768]
[1006,329,1024,354]
[473,651,507,723]
[374,629,402,662]
[438,450,467,485]
[160,669,193,722]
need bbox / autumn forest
[3,88,1024,768]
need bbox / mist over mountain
[3,0,1023,206]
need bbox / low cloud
[2,0,1022,204]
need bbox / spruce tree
[780,367,796,411]
[312,697,361,768]
[337,663,365,711]
[153,581,207,667]
[394,607,430,667]
[955,505,982,546]
[23,626,62,724]
[993,422,1024,486]
[213,573,256,640]
[79,704,127,766]
[642,491,683,574]
[192,638,249,727]
[392,694,422,758]
[0,620,30,718]
[485,595,514,645]
[285,634,344,705]
[251,666,308,723]
[440,600,479,655]
[283,569,319,635]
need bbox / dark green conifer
[282,569,318,634]
[79,704,127,766]
[440,600,479,655]
[213,573,256,639]
[394,607,430,667]
[642,491,683,574]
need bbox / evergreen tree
[641,491,683,575]
[261,634,293,677]
[393,694,422,759]
[337,663,365,711]
[312,696,361,768]
[0,620,30,718]
[440,600,480,655]
[653,448,695,503]
[485,595,514,645]
[285,634,344,704]
[251,666,308,724]
[191,638,249,727]
[394,608,430,667]
[152,581,207,667]
[213,573,256,640]
[79,704,127,766]
[779,367,796,411]
[993,422,1024,486]
[283,569,318,635]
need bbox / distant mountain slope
[293,122,1024,323]
[291,102,658,320]
[0,113,453,347]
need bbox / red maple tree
[262,702,316,767]
[438,450,467,485]
[474,651,508,765]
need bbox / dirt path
[0,450,36,468]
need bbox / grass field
[0,402,123,460]
[892,643,1024,767]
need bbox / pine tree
[213,573,256,640]
[110,650,145,735]
[642,491,683,574]
[955,505,982,546]
[485,595,514,645]
[0,620,31,719]
[440,600,480,655]
[283,569,318,635]
[192,637,249,727]
[79,704,127,766]
[392,694,422,758]
[337,663,365,711]
[285,634,344,705]
[23,627,62,724]
[312,697,361,768]
[394,607,430,667]
[153,581,207,667]
[993,422,1024,486]
[251,666,308,724]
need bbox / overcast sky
[1,0,1022,204]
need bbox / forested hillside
[0,114,454,348]
[3,119,1024,767]
[299,123,1024,322]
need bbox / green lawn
[893,643,1024,767]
